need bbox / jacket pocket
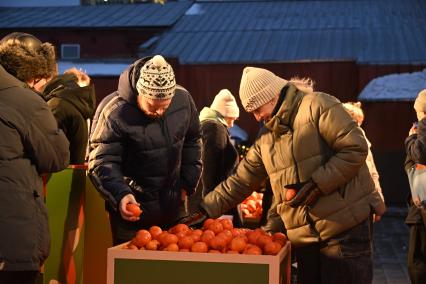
[308,191,346,221]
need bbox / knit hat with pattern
[414,89,426,112]
[210,89,240,118]
[136,55,176,100]
[239,67,288,112]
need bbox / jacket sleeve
[405,118,426,165]
[261,196,285,234]
[24,97,70,173]
[366,148,383,199]
[201,121,227,195]
[311,99,369,194]
[88,109,131,211]
[180,95,202,195]
[201,140,267,218]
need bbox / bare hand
[119,194,140,221]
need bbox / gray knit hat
[414,89,426,112]
[136,55,176,100]
[239,67,288,112]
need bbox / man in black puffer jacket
[88,55,202,245]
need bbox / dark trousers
[408,223,426,284]
[0,271,39,284]
[295,219,373,284]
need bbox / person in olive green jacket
[182,67,385,284]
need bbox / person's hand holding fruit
[120,193,142,221]
[284,180,322,208]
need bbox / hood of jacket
[199,107,227,126]
[117,57,151,106]
[41,73,95,120]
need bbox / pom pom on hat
[210,89,240,118]
[137,55,176,100]
[414,89,426,112]
[239,67,288,112]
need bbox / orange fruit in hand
[285,189,297,201]
[126,203,142,217]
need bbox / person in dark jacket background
[199,89,239,197]
[42,67,96,164]
[88,55,202,245]
[404,89,426,284]
[0,32,70,284]
[196,89,241,225]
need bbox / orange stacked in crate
[123,218,287,255]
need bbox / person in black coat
[195,89,241,225]
[405,89,426,284]
[41,67,96,164]
[0,32,70,284]
[199,89,240,197]
[88,55,202,245]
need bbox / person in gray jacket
[0,32,70,284]
[182,67,385,284]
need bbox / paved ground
[373,207,410,284]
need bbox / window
[61,44,80,59]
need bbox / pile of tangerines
[123,218,287,255]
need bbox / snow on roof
[58,61,130,77]
[358,69,426,102]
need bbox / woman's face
[356,115,364,126]
[224,117,237,128]
[251,99,277,122]
[417,111,426,122]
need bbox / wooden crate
[107,241,291,284]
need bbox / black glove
[284,180,322,208]
[178,209,208,228]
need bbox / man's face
[251,99,276,122]
[137,96,172,119]
[27,77,52,93]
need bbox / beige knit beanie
[210,89,240,118]
[136,55,176,100]
[414,89,426,112]
[239,67,288,112]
